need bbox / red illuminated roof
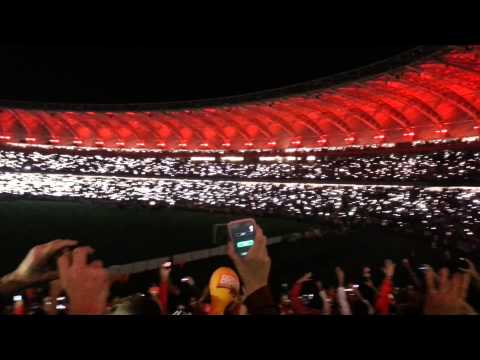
[0,46,479,151]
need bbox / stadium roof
[0,45,479,150]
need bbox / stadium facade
[0,46,479,151]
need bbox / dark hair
[113,294,161,315]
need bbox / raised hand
[57,246,110,315]
[297,273,313,284]
[227,222,271,297]
[424,267,476,315]
[160,266,172,283]
[459,258,479,278]
[383,259,396,279]
[335,267,345,287]
[12,239,78,285]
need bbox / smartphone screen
[228,219,256,257]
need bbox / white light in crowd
[462,136,480,142]
[25,137,36,142]
[157,142,166,147]
[200,143,209,147]
[221,156,244,162]
[73,140,83,145]
[222,143,231,147]
[285,156,296,161]
[190,157,216,161]
[306,156,316,161]
[49,139,60,144]
[403,132,415,137]
[95,140,105,145]
[149,201,156,206]
[244,142,254,147]
[0,135,11,140]
[136,142,145,147]
[259,156,281,162]
[116,141,125,146]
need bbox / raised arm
[228,221,277,315]
[460,258,480,291]
[0,239,78,296]
[335,267,352,315]
[375,259,395,315]
[288,273,313,315]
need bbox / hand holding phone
[227,218,256,257]
[226,221,271,297]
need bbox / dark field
[0,199,315,274]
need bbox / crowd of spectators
[1,223,479,316]
[1,148,480,184]
[0,172,479,252]
[1,139,480,315]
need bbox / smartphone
[181,277,190,283]
[162,261,172,269]
[227,219,256,257]
[13,295,22,302]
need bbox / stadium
[1,45,480,315]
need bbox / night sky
[0,46,417,104]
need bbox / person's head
[109,294,161,315]
[208,267,240,315]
